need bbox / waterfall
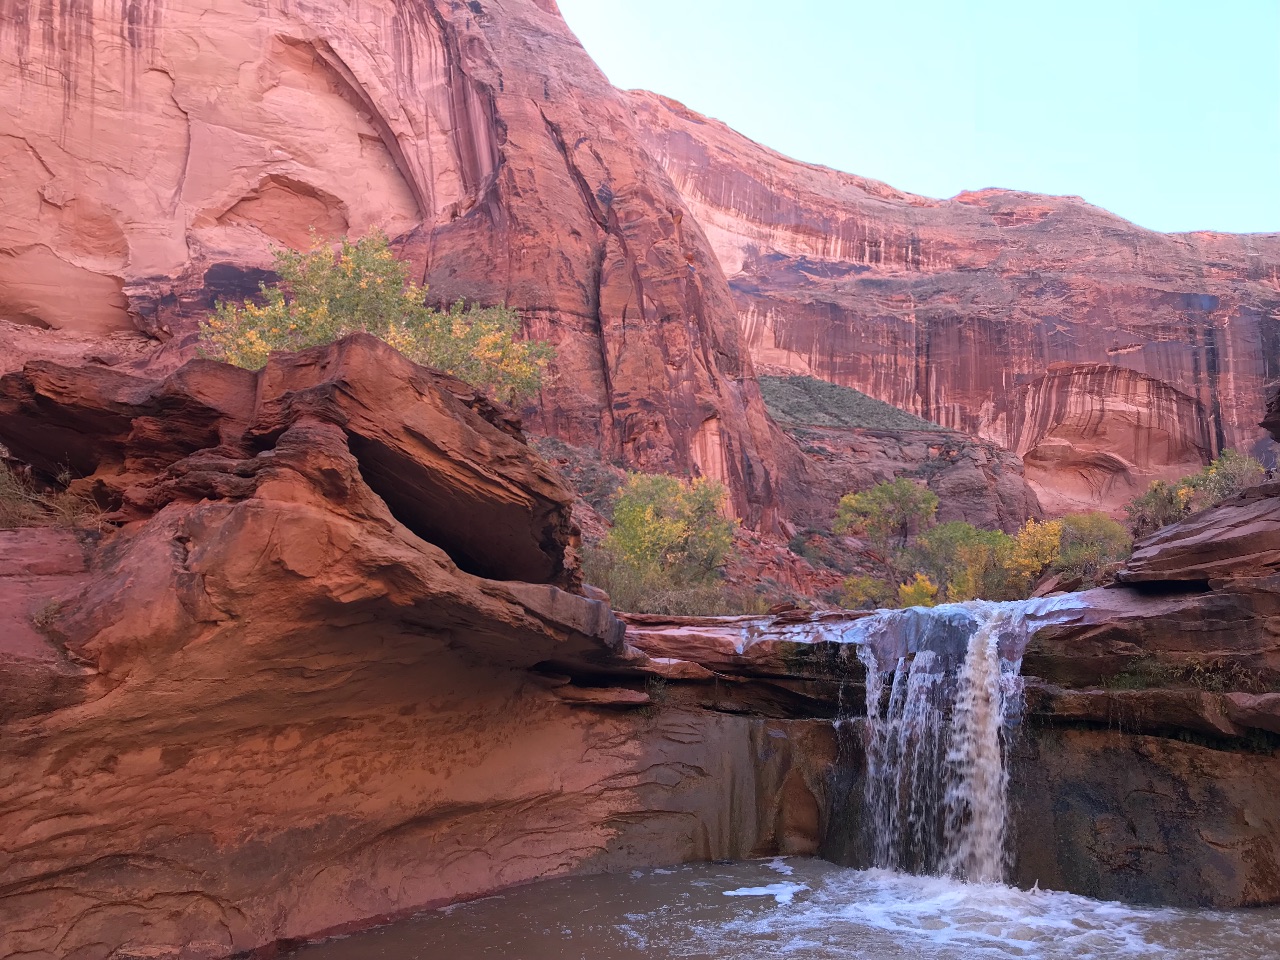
[853,601,1035,883]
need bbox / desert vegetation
[199,231,553,404]
[832,478,1132,608]
[1124,449,1267,539]
[0,460,103,531]
[758,374,942,431]
[580,472,769,615]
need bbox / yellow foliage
[198,231,552,404]
[1000,518,1063,589]
[898,572,939,608]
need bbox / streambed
[286,858,1280,959]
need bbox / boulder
[0,340,837,958]
[1118,482,1280,584]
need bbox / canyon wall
[628,92,1280,513]
[0,0,795,527]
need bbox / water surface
[287,858,1280,960]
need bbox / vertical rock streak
[856,603,1030,882]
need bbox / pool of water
[286,858,1280,959]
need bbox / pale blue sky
[556,0,1280,235]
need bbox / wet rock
[1011,729,1280,908]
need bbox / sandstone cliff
[0,0,794,528]
[0,336,834,958]
[628,91,1280,514]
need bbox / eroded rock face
[0,0,794,528]
[628,91,1280,513]
[0,338,836,958]
[782,425,1042,533]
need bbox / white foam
[714,869,1280,959]
[724,882,808,904]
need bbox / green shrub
[581,543,768,616]
[835,478,939,552]
[1124,480,1185,540]
[1125,449,1266,539]
[1054,512,1131,586]
[581,472,759,615]
[199,231,553,404]
[605,473,736,573]
[839,574,895,610]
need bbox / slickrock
[1118,481,1280,584]
[0,337,835,959]
[628,91,1280,513]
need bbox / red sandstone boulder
[0,338,838,958]
[1118,482,1280,584]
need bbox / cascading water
[850,600,1042,883]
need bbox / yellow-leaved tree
[199,231,553,404]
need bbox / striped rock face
[627,92,1280,514]
[0,0,794,528]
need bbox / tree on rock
[199,231,553,405]
[835,478,938,552]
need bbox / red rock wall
[0,0,795,528]
[628,92,1280,513]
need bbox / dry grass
[0,461,104,532]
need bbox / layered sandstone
[0,0,793,527]
[0,337,835,958]
[628,91,1280,513]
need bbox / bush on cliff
[1124,449,1267,539]
[580,472,764,614]
[199,231,553,404]
[1054,511,1131,586]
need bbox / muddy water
[286,858,1280,960]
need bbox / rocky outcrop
[782,425,1042,533]
[0,337,835,959]
[0,0,796,528]
[1007,471,1280,905]
[628,91,1280,514]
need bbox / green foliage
[605,473,736,572]
[1125,449,1267,539]
[835,478,939,551]
[759,375,942,431]
[912,521,1017,602]
[840,574,895,610]
[581,472,762,615]
[199,231,553,404]
[1124,480,1185,540]
[834,497,1136,608]
[581,544,768,616]
[1054,512,1131,586]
